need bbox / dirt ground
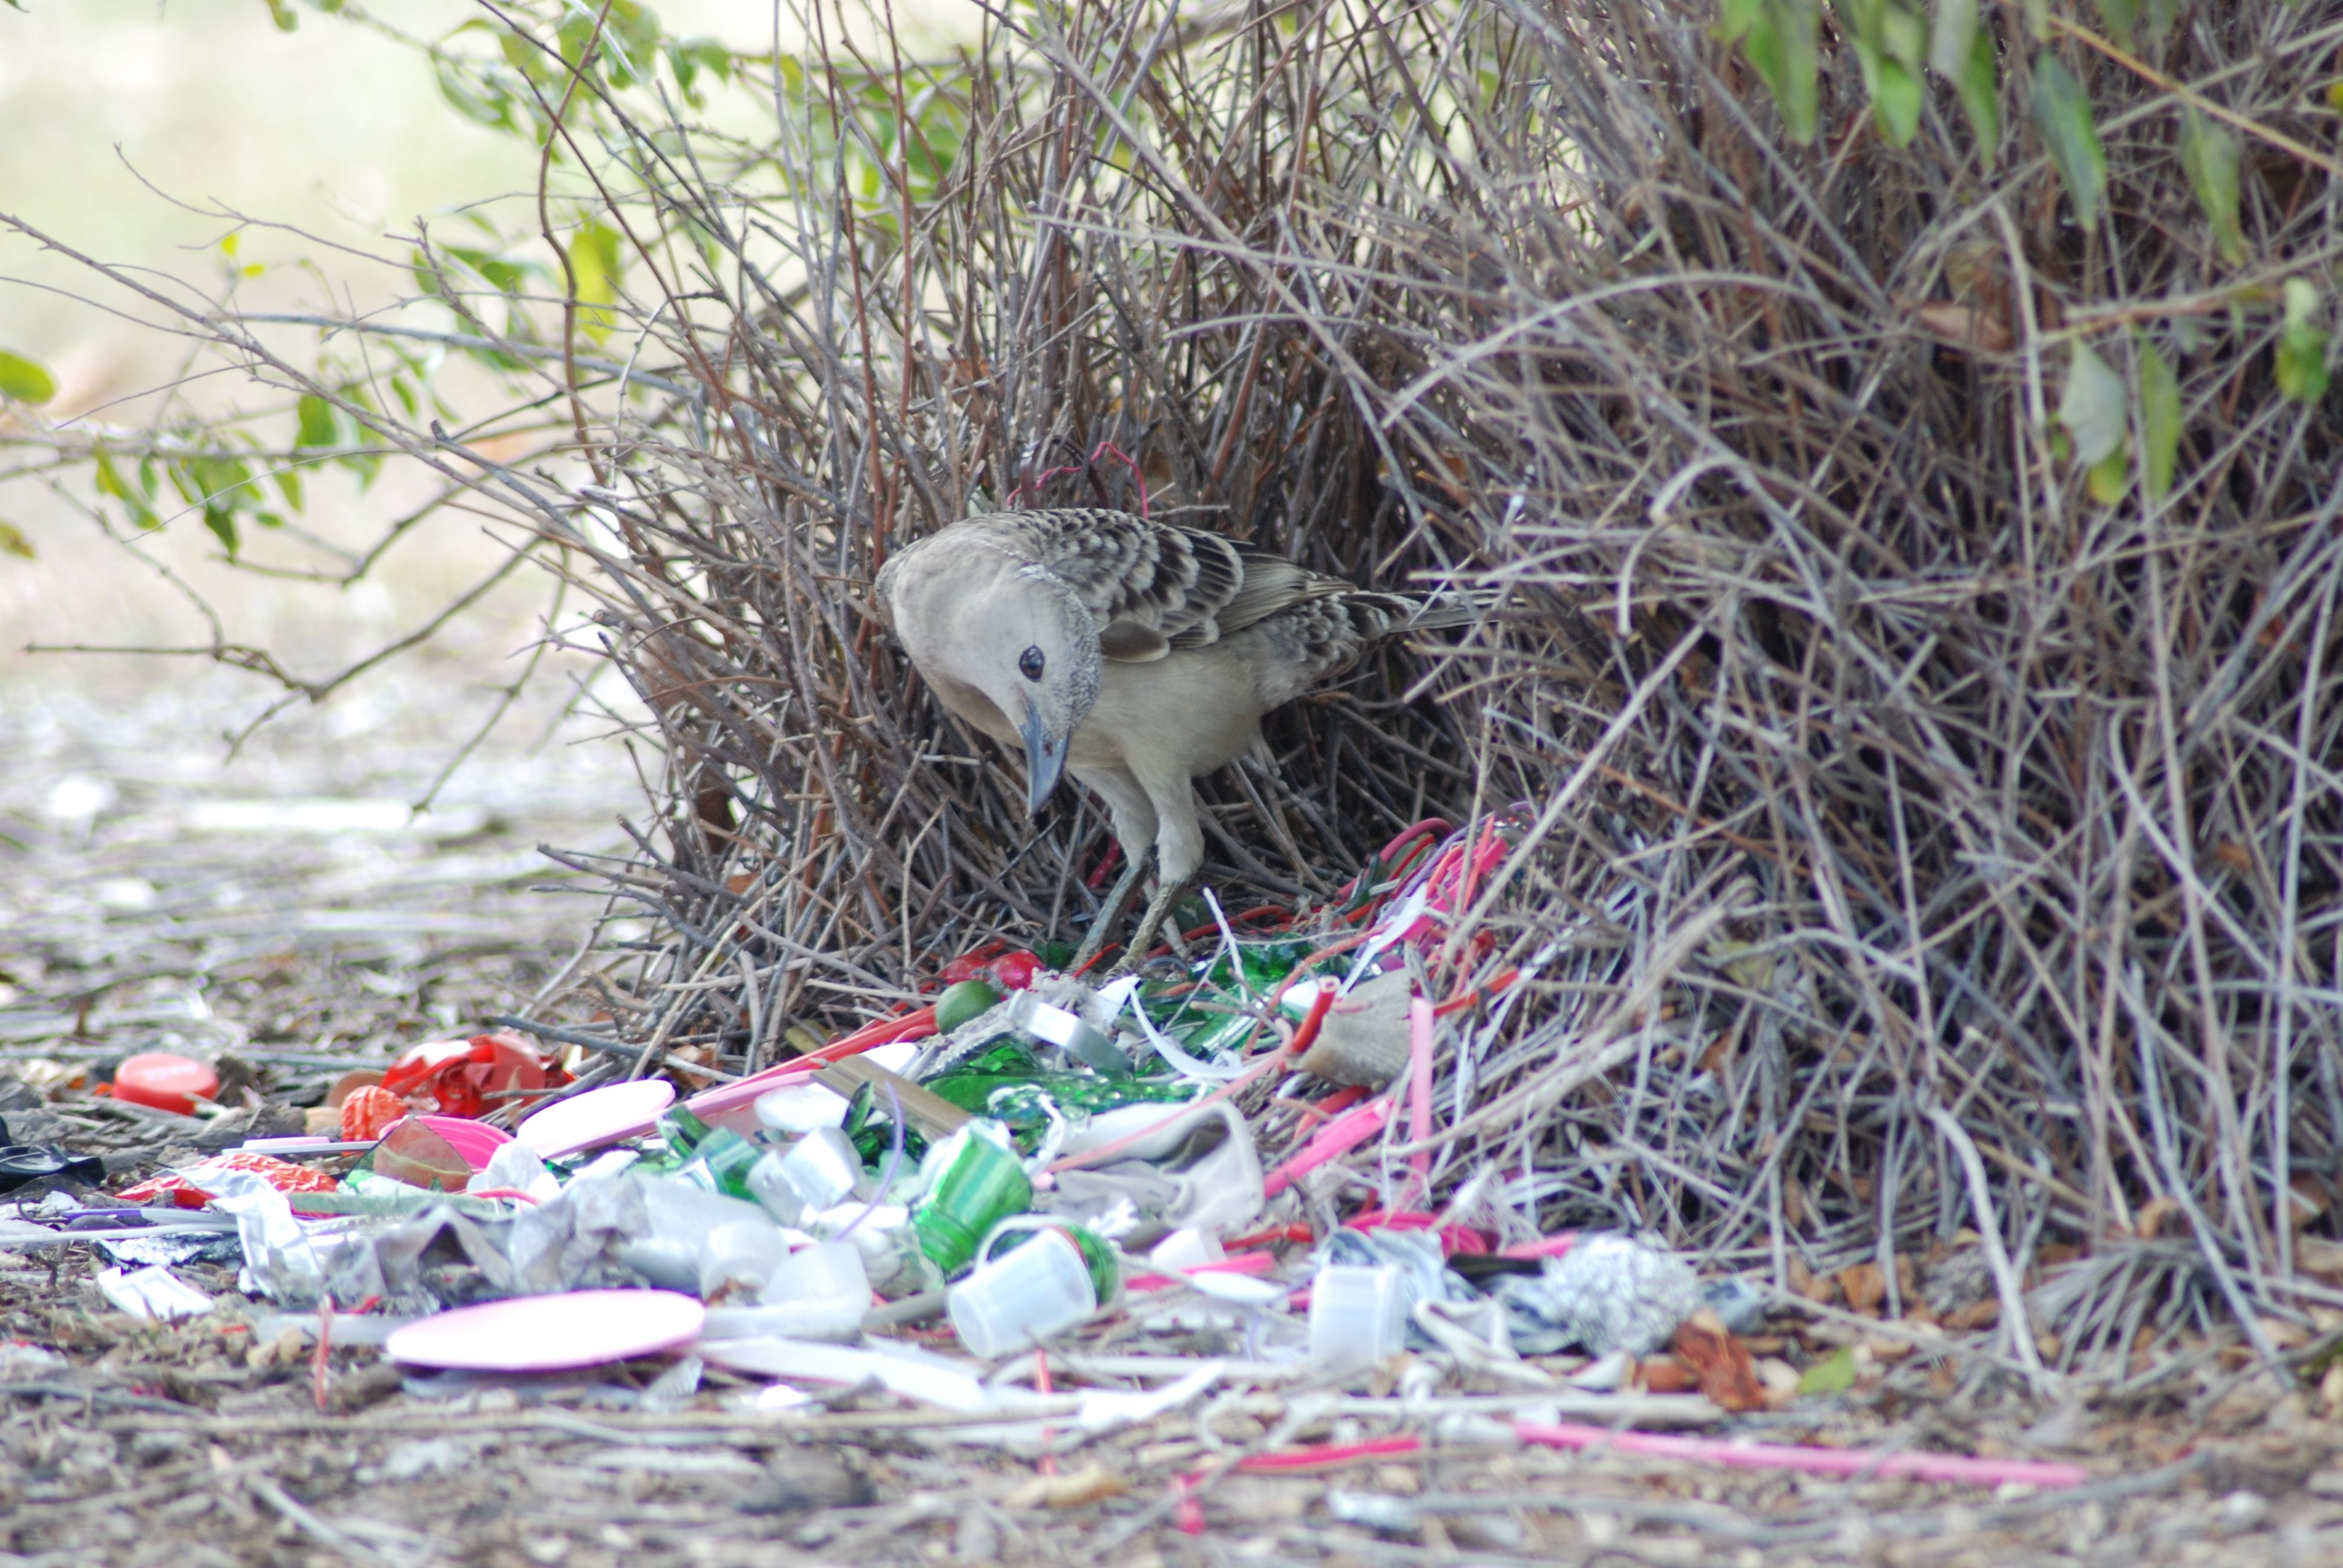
[7,659,2343,1567]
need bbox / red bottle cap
[111,1053,220,1116]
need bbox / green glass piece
[656,1103,715,1157]
[910,1125,1034,1276]
[923,1070,1194,1120]
[674,1126,763,1201]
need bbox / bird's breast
[1074,649,1265,777]
[928,672,1016,746]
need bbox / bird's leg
[1107,872,1196,978]
[1069,847,1150,973]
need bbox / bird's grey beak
[1020,705,1069,816]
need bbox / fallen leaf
[1003,1466,1129,1510]
[1637,1355,1700,1394]
[1837,1262,1888,1315]
[1913,299,2014,351]
[1945,1298,2001,1331]
[1673,1307,1766,1413]
[1799,1345,1859,1396]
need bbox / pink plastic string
[1513,1420,2090,1489]
[1126,1250,1280,1293]
[1237,1434,1424,1472]
[1262,1101,1391,1197]
[1004,439,1152,517]
[1406,996,1435,1196]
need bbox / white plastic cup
[947,1227,1097,1358]
[763,1239,869,1305]
[747,1126,863,1226]
[697,1217,791,1298]
[1308,1264,1409,1369]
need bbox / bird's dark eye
[1018,645,1046,681]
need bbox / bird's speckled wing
[988,508,1367,654]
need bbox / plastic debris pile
[0,818,2088,1495]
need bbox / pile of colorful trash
[4,819,1756,1442]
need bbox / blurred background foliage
[0,0,967,737]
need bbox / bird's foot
[1111,876,1193,978]
[1069,849,1153,975]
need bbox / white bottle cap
[747,1125,863,1224]
[947,1228,1097,1359]
[1308,1263,1409,1368]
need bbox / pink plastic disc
[413,1114,513,1171]
[513,1078,675,1160]
[384,1289,705,1371]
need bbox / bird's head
[973,567,1100,815]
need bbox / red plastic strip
[1237,1435,1424,1473]
[1513,1421,2090,1489]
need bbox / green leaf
[1928,0,1976,75]
[1844,2,1928,147]
[2180,111,2245,267]
[1954,29,2001,154]
[2143,0,2178,45]
[2031,56,2106,227]
[2086,443,2130,505]
[0,350,57,405]
[2276,278,2330,404]
[274,466,305,511]
[433,59,515,131]
[264,0,298,30]
[1718,0,1766,42]
[203,506,239,558]
[296,393,339,449]
[1933,2,1999,153]
[1799,1346,1859,1396]
[2058,341,2126,464]
[2090,0,2136,49]
[0,520,33,560]
[2138,335,2180,500]
[1743,0,1821,144]
[1873,58,1924,145]
[672,36,731,83]
[93,451,161,531]
[569,217,624,344]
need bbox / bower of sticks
[550,0,2343,1376]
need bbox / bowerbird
[876,507,1481,972]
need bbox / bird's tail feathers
[1395,584,1507,633]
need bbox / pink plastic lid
[384,1289,706,1371]
[683,1063,813,1124]
[514,1078,675,1160]
[413,1114,511,1171]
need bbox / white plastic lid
[1308,1263,1409,1368]
[762,1239,870,1308]
[947,1228,1097,1359]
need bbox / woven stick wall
[547,0,2343,1371]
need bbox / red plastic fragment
[340,1084,407,1142]
[938,944,1040,990]
[378,1031,567,1120]
[118,1151,342,1209]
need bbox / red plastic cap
[112,1053,220,1116]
